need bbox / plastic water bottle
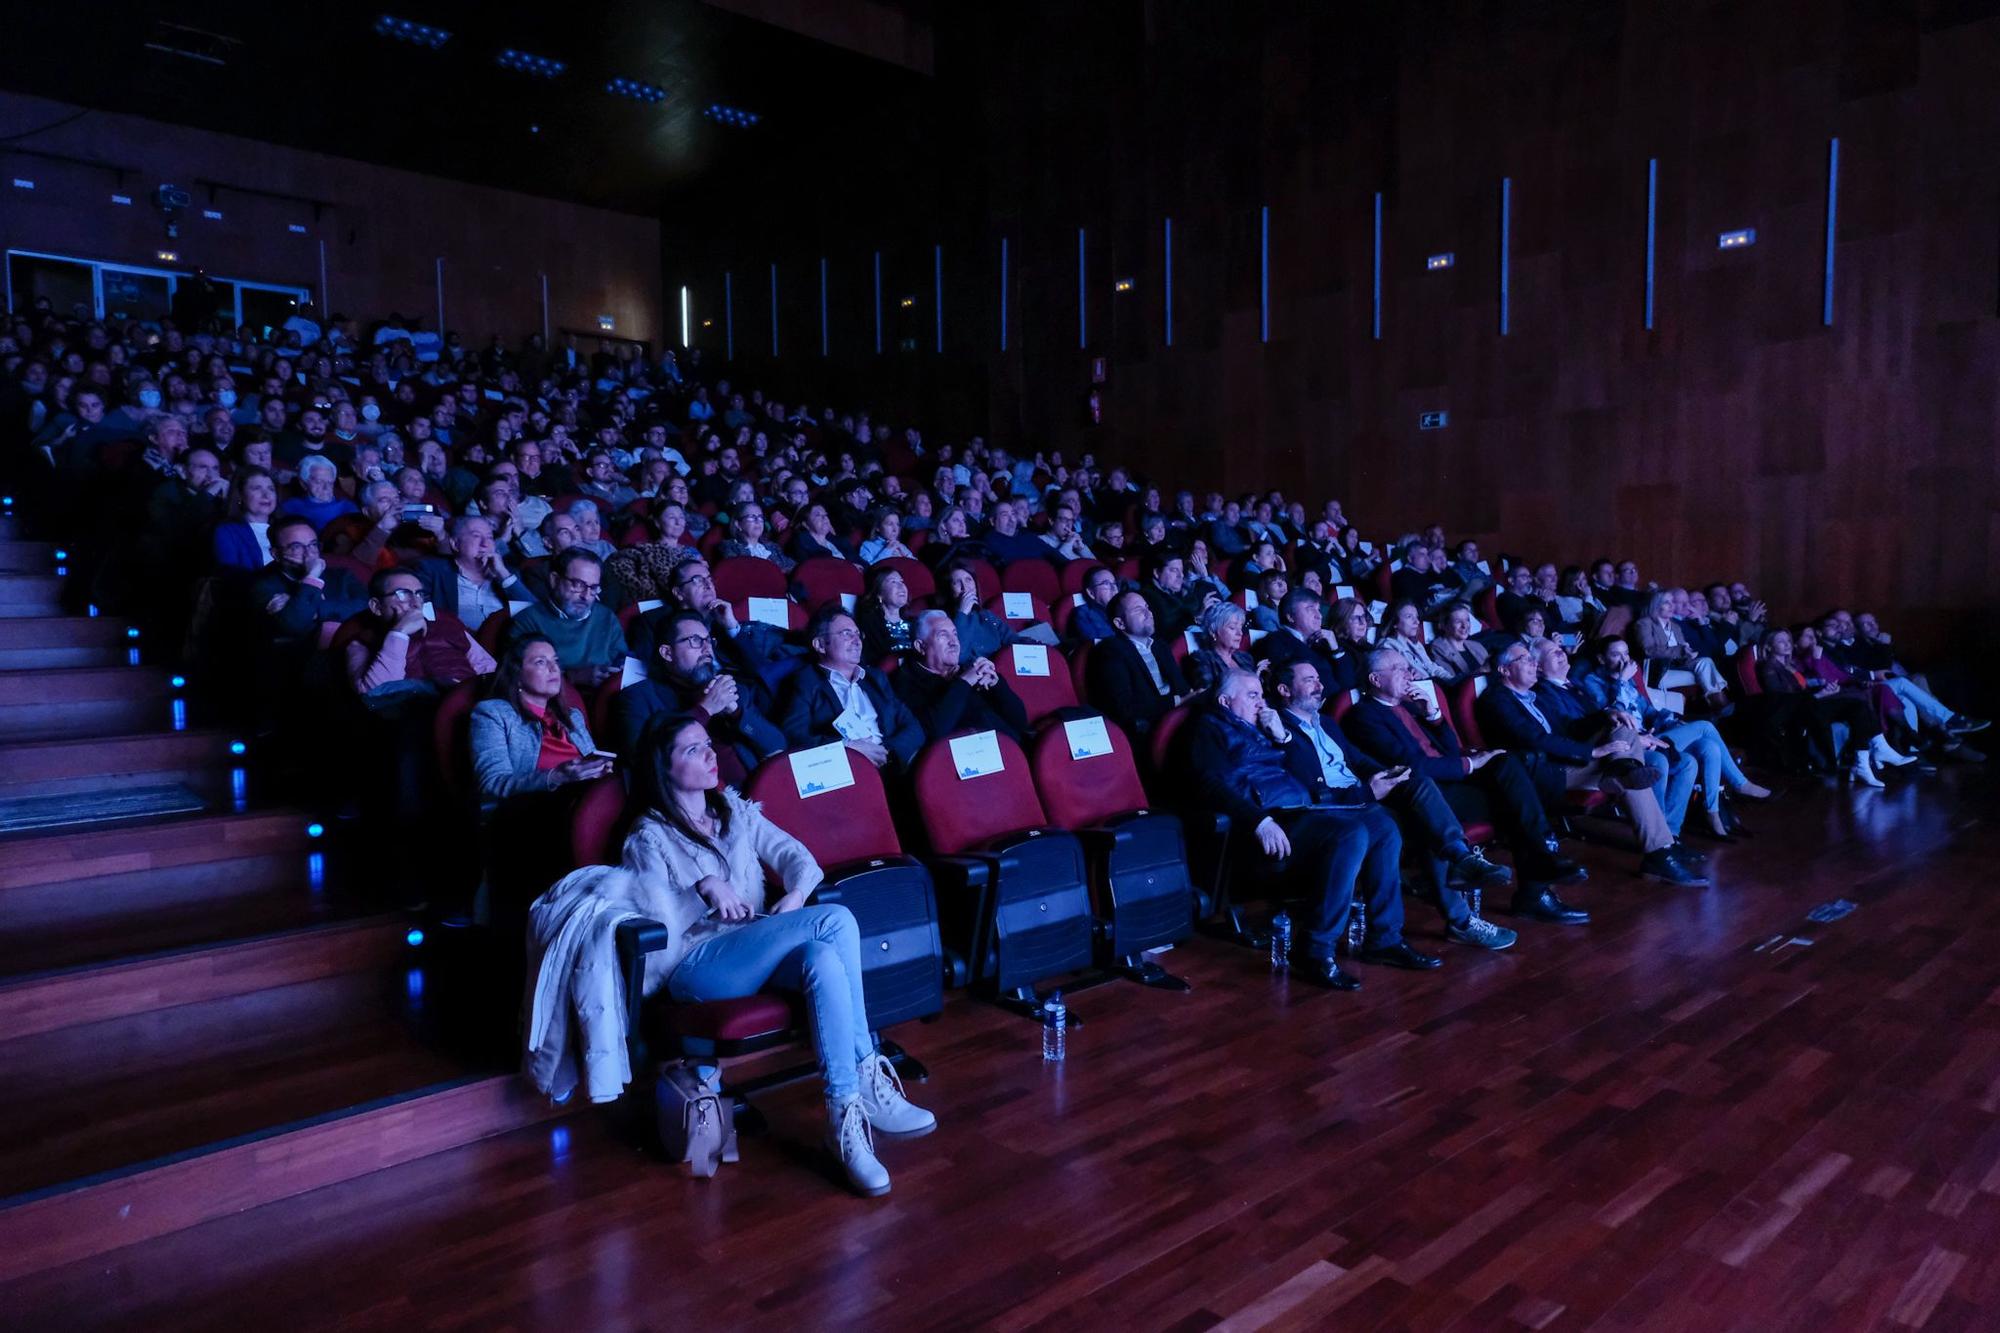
[1269,910,1292,970]
[1345,902,1367,957]
[1041,991,1066,1062]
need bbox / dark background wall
[1,92,663,346]
[666,0,2000,640]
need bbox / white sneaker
[827,1097,891,1197]
[1849,753,1885,788]
[1869,736,1916,768]
[858,1054,937,1138]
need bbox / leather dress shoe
[1523,853,1587,886]
[1298,957,1362,991]
[1357,941,1444,971]
[1510,886,1590,925]
[1670,840,1708,866]
[1640,848,1709,887]
[1447,849,1514,888]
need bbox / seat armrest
[615,917,669,1036]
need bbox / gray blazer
[470,697,599,806]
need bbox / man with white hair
[567,499,616,559]
[892,610,1029,744]
[1190,669,1441,990]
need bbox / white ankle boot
[858,1054,936,1138]
[827,1097,890,1197]
[1849,752,1885,788]
[1869,735,1916,768]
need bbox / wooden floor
[5,767,1996,1331]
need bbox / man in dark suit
[1476,640,1704,886]
[894,610,1029,744]
[1139,551,1202,642]
[1086,589,1194,742]
[1188,669,1438,990]
[629,557,791,704]
[777,605,925,772]
[1064,564,1121,645]
[1266,658,1519,951]
[1343,647,1590,924]
[1256,590,1362,697]
[614,607,786,767]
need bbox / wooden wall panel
[0,92,661,346]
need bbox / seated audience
[940,561,1012,663]
[1257,590,1358,697]
[1040,503,1093,562]
[856,508,915,565]
[1379,600,1453,681]
[1822,610,1985,747]
[1066,564,1121,645]
[1428,601,1491,682]
[505,548,627,687]
[787,500,850,563]
[777,605,925,771]
[250,518,368,646]
[1087,589,1196,741]
[345,566,494,702]
[415,515,523,631]
[1268,659,1517,950]
[1634,590,1729,710]
[1757,628,1913,788]
[279,454,359,530]
[613,608,785,766]
[1184,599,1258,695]
[469,636,613,807]
[1477,640,1705,886]
[893,610,1029,743]
[1534,640,1697,845]
[855,563,918,662]
[716,501,793,571]
[1189,670,1436,990]
[213,464,281,571]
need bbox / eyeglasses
[672,633,713,649]
[675,572,714,591]
[382,587,424,603]
[278,539,320,555]
[556,575,602,597]
[825,627,863,643]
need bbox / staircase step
[0,966,466,1199]
[0,1071,559,1284]
[0,666,176,740]
[0,731,240,803]
[0,617,132,670]
[0,573,64,616]
[0,916,409,1041]
[0,851,339,977]
[0,540,54,573]
[0,810,313,890]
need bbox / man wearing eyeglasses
[629,557,790,689]
[778,605,925,771]
[345,568,494,703]
[613,608,786,765]
[504,547,628,688]
[248,517,368,646]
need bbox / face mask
[361,403,381,422]
[217,389,238,408]
[138,388,163,409]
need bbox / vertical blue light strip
[1372,192,1383,341]
[724,271,733,360]
[819,257,829,357]
[769,263,779,357]
[1260,205,1271,343]
[1823,137,1840,327]
[1644,158,1658,331]
[1164,216,1174,348]
[999,237,1009,351]
[934,244,944,353]
[1499,177,1512,336]
[1077,227,1088,349]
[873,251,882,354]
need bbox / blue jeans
[1885,676,1953,732]
[1659,720,1750,812]
[1642,744,1697,835]
[668,904,874,1105]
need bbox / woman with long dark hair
[613,714,937,1196]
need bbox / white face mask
[138,388,163,409]
[216,389,238,408]
[361,403,381,422]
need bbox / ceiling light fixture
[497,48,566,78]
[373,15,451,48]
[606,76,668,104]
[704,103,760,127]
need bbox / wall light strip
[1164,216,1174,348]
[1077,227,1088,349]
[1259,204,1271,344]
[1644,157,1658,331]
[1498,176,1512,336]
[1372,192,1384,341]
[680,285,690,349]
[1822,137,1839,327]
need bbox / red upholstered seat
[729,597,808,632]
[1059,561,1103,597]
[1448,676,1487,750]
[998,643,1079,727]
[1734,646,1761,696]
[656,992,800,1044]
[986,592,1051,628]
[432,679,481,808]
[697,524,725,556]
[569,775,631,866]
[1067,640,1093,706]
[1000,559,1062,606]
[1331,688,1357,723]
[713,555,787,602]
[1147,704,1193,775]
[912,731,1046,854]
[955,558,1002,603]
[1028,720,1149,828]
[743,748,904,865]
[590,674,622,742]
[1474,586,1501,631]
[475,608,511,657]
[793,556,864,610]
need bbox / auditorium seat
[1029,719,1193,990]
[792,556,864,610]
[743,749,945,1032]
[880,555,934,602]
[712,555,787,602]
[1145,705,1247,946]
[911,730,1094,1014]
[997,642,1079,727]
[999,558,1062,607]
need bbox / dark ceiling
[0,0,933,215]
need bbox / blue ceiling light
[497,48,567,78]
[704,103,761,128]
[373,15,451,49]
[606,76,668,104]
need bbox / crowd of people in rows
[1,295,1986,1196]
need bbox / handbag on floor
[655,1061,738,1178]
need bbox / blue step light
[229,739,247,755]
[306,821,325,839]
[497,48,566,78]
[406,928,426,947]
[170,675,187,688]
